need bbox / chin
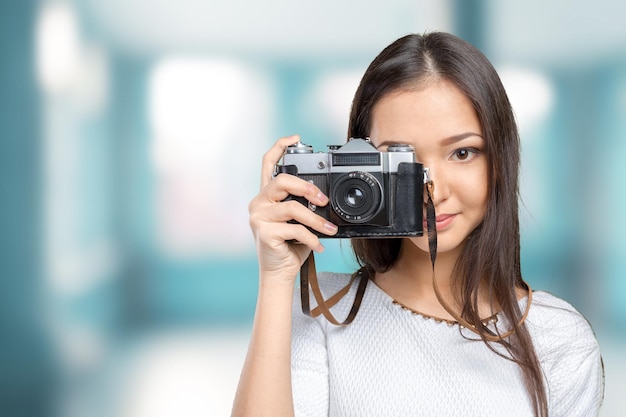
[406,234,466,257]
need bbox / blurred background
[1,0,624,415]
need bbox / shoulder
[292,270,356,312]
[525,291,604,413]
[527,291,604,392]
[291,271,362,369]
[525,290,600,359]
[291,271,356,329]
[311,271,356,295]
[291,271,393,332]
[526,291,598,345]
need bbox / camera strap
[300,251,368,325]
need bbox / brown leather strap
[300,252,368,326]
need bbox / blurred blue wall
[0,1,55,415]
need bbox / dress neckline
[367,278,528,328]
[390,298,499,326]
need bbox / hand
[249,135,338,284]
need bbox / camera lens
[345,187,365,208]
[332,171,382,223]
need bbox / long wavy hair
[349,32,548,417]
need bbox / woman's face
[369,79,488,255]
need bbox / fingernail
[324,222,338,234]
[315,243,325,253]
[317,192,329,204]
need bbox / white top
[291,272,604,417]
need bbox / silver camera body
[276,138,425,238]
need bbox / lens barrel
[331,171,383,223]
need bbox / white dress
[291,272,604,417]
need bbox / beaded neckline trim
[391,299,499,327]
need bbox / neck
[373,239,465,321]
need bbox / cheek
[458,166,489,212]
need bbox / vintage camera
[275,138,427,238]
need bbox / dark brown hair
[349,32,548,417]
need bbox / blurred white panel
[498,67,555,137]
[149,57,273,257]
[81,0,452,57]
[36,2,81,93]
[38,2,115,296]
[37,2,111,110]
[499,68,555,233]
[305,70,364,139]
[116,330,249,417]
[488,0,626,66]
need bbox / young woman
[232,32,604,417]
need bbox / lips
[423,213,456,231]
[435,214,454,223]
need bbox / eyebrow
[376,132,483,149]
[441,132,483,146]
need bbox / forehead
[369,79,481,144]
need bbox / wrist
[258,272,297,293]
[258,264,299,286]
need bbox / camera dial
[286,141,313,154]
[387,143,414,152]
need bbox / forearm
[231,277,296,417]
[233,134,335,416]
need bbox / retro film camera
[275,138,428,238]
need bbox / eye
[451,148,478,162]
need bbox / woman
[232,32,603,417]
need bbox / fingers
[260,134,302,190]
[264,172,328,207]
[250,176,338,253]
[265,200,338,236]
[257,222,326,254]
[250,189,338,239]
[256,173,335,236]
[253,135,338,256]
